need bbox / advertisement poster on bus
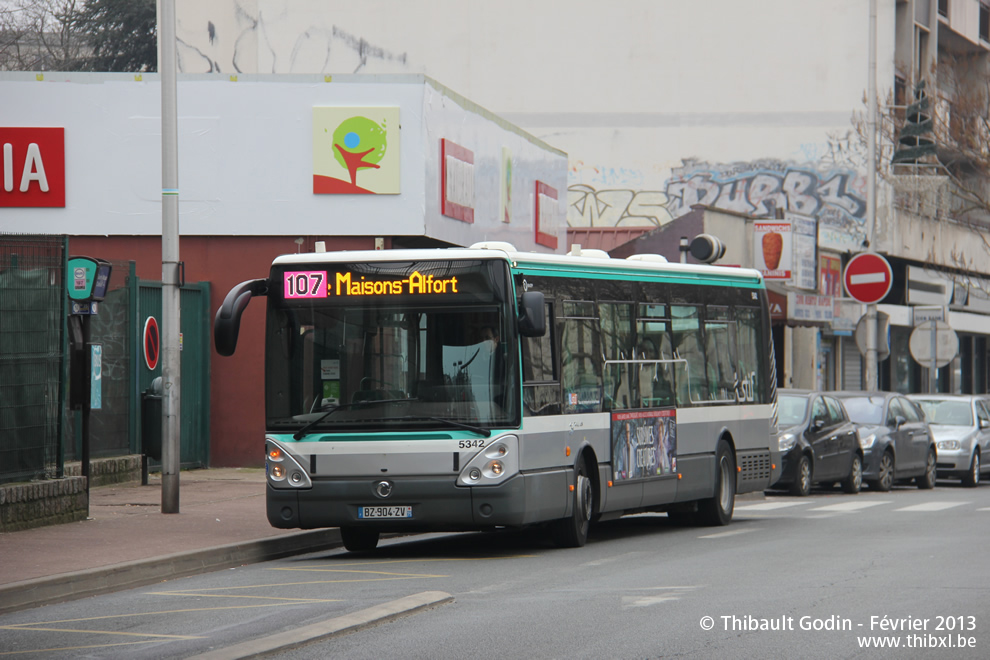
[611,409,677,481]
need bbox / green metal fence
[0,235,67,485]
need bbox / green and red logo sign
[313,107,400,195]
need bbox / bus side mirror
[518,291,546,337]
[214,279,268,356]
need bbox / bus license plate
[358,506,412,519]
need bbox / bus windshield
[264,258,518,433]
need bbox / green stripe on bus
[511,264,764,288]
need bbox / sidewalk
[0,468,342,615]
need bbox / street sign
[912,305,945,325]
[909,320,958,368]
[843,252,893,304]
[143,316,160,371]
[855,311,891,361]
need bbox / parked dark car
[830,391,937,491]
[907,394,990,487]
[772,389,863,496]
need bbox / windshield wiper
[394,416,491,437]
[293,398,416,440]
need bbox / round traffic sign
[909,320,959,368]
[143,316,160,370]
[844,252,893,304]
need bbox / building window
[981,3,989,42]
[938,0,948,18]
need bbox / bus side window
[635,303,675,408]
[734,307,763,403]
[670,305,708,405]
[561,301,602,414]
[522,302,560,416]
[704,306,736,402]
[600,301,635,410]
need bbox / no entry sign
[143,316,160,370]
[844,253,893,305]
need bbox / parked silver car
[907,394,990,487]
[829,391,937,491]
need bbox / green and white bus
[214,242,780,551]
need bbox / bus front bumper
[267,469,568,532]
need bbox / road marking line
[186,591,453,660]
[621,594,683,607]
[0,625,203,640]
[736,501,813,511]
[150,592,340,602]
[582,551,646,567]
[269,567,447,578]
[0,640,158,655]
[698,528,758,539]
[4,603,317,627]
[894,502,969,512]
[809,500,891,512]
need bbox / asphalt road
[1,481,988,659]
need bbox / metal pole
[864,0,879,391]
[929,319,937,393]
[160,0,181,514]
[81,315,91,505]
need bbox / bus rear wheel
[340,526,380,552]
[552,459,593,548]
[696,440,735,527]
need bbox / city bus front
[259,251,542,548]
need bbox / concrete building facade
[169,0,990,395]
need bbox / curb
[0,529,343,616]
[188,591,454,660]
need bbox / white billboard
[0,73,566,252]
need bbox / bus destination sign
[283,269,460,299]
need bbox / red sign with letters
[1,127,65,207]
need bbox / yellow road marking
[0,625,202,640]
[0,640,157,656]
[149,592,339,602]
[2,602,318,627]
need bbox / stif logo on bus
[312,107,400,195]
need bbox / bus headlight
[266,438,312,489]
[457,435,518,486]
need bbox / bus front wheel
[696,440,735,527]
[340,526,380,552]
[551,459,593,548]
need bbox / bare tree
[0,0,155,71]
[852,55,990,271]
[0,0,87,71]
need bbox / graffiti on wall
[568,185,674,228]
[665,159,867,251]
